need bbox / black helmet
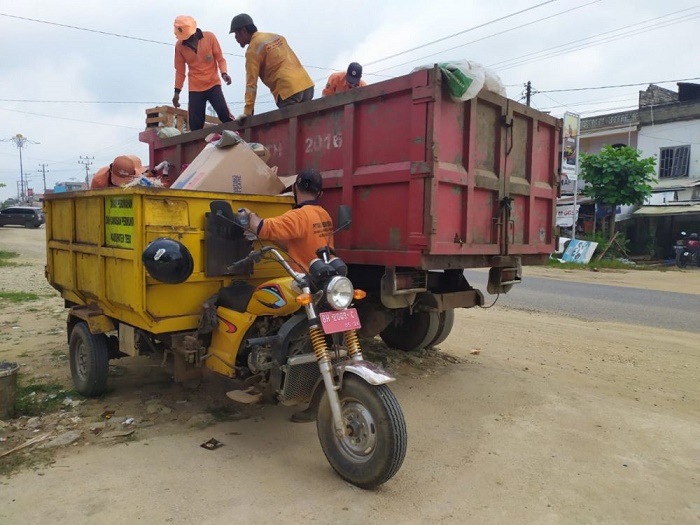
[295,168,323,194]
[230,13,254,33]
[691,233,699,240]
[142,237,194,284]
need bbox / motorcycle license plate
[319,308,361,334]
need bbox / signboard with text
[105,196,135,249]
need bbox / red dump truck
[140,66,561,351]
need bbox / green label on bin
[105,196,135,249]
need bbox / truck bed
[141,66,560,270]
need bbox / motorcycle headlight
[325,276,354,310]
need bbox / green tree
[579,145,656,239]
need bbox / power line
[0,107,143,130]
[0,99,166,104]
[366,0,600,76]
[537,77,700,94]
[0,98,276,106]
[0,12,345,74]
[363,0,558,69]
[500,12,700,74]
[489,7,700,71]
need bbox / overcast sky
[0,0,698,202]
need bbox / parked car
[0,206,45,228]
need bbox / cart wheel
[380,309,439,352]
[69,322,109,396]
[428,309,455,348]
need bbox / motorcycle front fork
[309,325,363,437]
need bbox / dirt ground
[1,226,699,524]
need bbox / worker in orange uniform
[322,62,366,96]
[90,156,138,189]
[242,168,333,272]
[229,13,314,120]
[172,15,233,131]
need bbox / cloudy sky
[0,0,698,202]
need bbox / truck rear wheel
[69,322,109,397]
[379,310,439,352]
[428,309,455,348]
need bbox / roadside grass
[0,250,19,268]
[0,292,40,303]
[14,381,81,417]
[0,448,55,478]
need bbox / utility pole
[525,81,532,107]
[2,134,40,203]
[38,163,49,194]
[78,156,94,186]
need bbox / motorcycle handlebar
[228,246,306,283]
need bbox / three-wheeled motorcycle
[45,188,406,488]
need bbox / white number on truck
[304,133,343,153]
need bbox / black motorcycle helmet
[142,237,194,284]
[691,233,699,240]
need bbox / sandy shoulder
[522,265,700,295]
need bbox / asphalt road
[464,269,700,334]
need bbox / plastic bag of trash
[123,176,164,188]
[157,127,182,139]
[437,61,485,102]
[413,60,506,101]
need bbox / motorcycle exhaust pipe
[244,334,282,349]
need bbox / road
[465,269,700,333]
[1,227,699,524]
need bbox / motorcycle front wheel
[316,375,407,489]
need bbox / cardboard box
[171,140,284,195]
[249,143,271,164]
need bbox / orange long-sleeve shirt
[322,71,367,97]
[258,202,333,271]
[243,32,314,115]
[174,30,228,92]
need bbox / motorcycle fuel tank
[247,277,302,317]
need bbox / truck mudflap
[487,256,522,295]
[416,289,484,311]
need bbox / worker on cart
[241,168,333,273]
[322,62,366,96]
[229,13,314,120]
[172,15,233,131]
[90,156,138,189]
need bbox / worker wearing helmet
[172,15,233,131]
[229,13,314,120]
[322,62,367,97]
[242,168,333,272]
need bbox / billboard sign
[561,112,580,182]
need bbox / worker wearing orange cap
[173,15,233,131]
[90,156,138,189]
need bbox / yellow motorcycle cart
[44,186,293,392]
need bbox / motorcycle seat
[217,281,255,312]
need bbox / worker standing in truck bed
[229,13,314,120]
